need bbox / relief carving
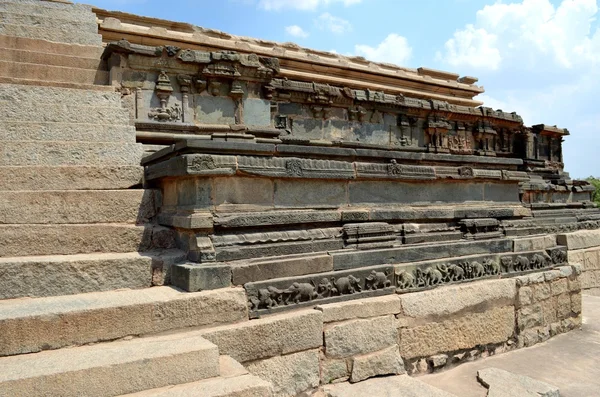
[285,159,304,176]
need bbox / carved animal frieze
[395,270,415,289]
[365,270,392,290]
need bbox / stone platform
[0,1,598,396]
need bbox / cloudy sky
[91,0,600,179]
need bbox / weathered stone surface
[0,122,136,142]
[0,166,143,191]
[0,22,101,45]
[399,306,515,359]
[316,295,402,323]
[0,141,143,166]
[551,279,569,296]
[245,350,319,397]
[0,286,248,357]
[171,264,232,292]
[320,357,349,384]
[0,189,157,224]
[517,286,533,308]
[232,254,333,285]
[350,345,405,383]
[0,332,220,397]
[513,235,556,252]
[324,375,458,397]
[557,229,600,250]
[121,373,273,397]
[0,224,174,257]
[201,310,322,363]
[0,252,160,299]
[477,367,560,397]
[324,315,397,359]
[399,279,516,318]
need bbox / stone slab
[0,12,98,34]
[557,229,600,250]
[324,315,397,359]
[120,374,273,397]
[0,141,143,166]
[0,122,135,142]
[0,252,157,299]
[398,279,516,319]
[0,101,129,123]
[0,331,220,397]
[350,345,406,383]
[399,306,515,359]
[0,22,101,45]
[0,166,143,191]
[232,254,333,285]
[512,235,556,252]
[0,189,157,224]
[0,84,121,106]
[0,34,103,58]
[0,286,248,357]
[477,367,560,397]
[245,350,319,397]
[200,309,322,363]
[0,224,174,257]
[332,239,513,270]
[316,294,402,323]
[324,375,458,397]
[171,264,232,292]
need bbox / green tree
[586,177,600,205]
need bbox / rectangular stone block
[213,177,274,207]
[324,315,397,359]
[274,179,347,208]
[513,235,556,252]
[551,279,569,296]
[0,332,219,397]
[316,295,402,323]
[556,293,572,319]
[232,254,333,285]
[170,264,232,292]
[557,230,600,250]
[517,286,533,308]
[0,252,155,299]
[399,306,515,359]
[571,292,582,314]
[321,356,349,384]
[517,304,543,331]
[532,283,552,302]
[399,279,516,319]
[580,270,600,290]
[350,345,405,383]
[245,349,320,397]
[0,287,248,357]
[200,310,322,363]
[0,189,157,224]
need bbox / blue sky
[90,0,600,179]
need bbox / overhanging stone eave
[93,8,484,106]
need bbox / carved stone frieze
[237,156,355,179]
[355,161,436,180]
[245,265,395,316]
[395,250,558,293]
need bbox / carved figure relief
[387,159,402,176]
[190,155,217,171]
[148,71,182,122]
[458,166,474,178]
[285,159,304,176]
[365,270,392,290]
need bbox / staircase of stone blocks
[0,1,273,396]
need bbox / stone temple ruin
[1,1,600,396]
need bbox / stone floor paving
[420,292,600,397]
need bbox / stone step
[0,83,121,106]
[0,329,220,397]
[0,165,143,191]
[0,286,248,357]
[0,223,176,257]
[0,122,135,142]
[0,189,157,224]
[0,250,185,299]
[1,0,96,13]
[0,102,129,123]
[0,60,108,85]
[119,356,269,396]
[0,75,113,91]
[0,22,101,45]
[0,141,143,166]
[1,47,105,70]
[0,11,98,34]
[0,34,103,58]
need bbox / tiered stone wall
[187,265,582,396]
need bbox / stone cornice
[92,7,484,107]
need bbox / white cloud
[438,0,600,70]
[315,12,352,34]
[354,33,412,66]
[258,0,361,11]
[285,25,309,38]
